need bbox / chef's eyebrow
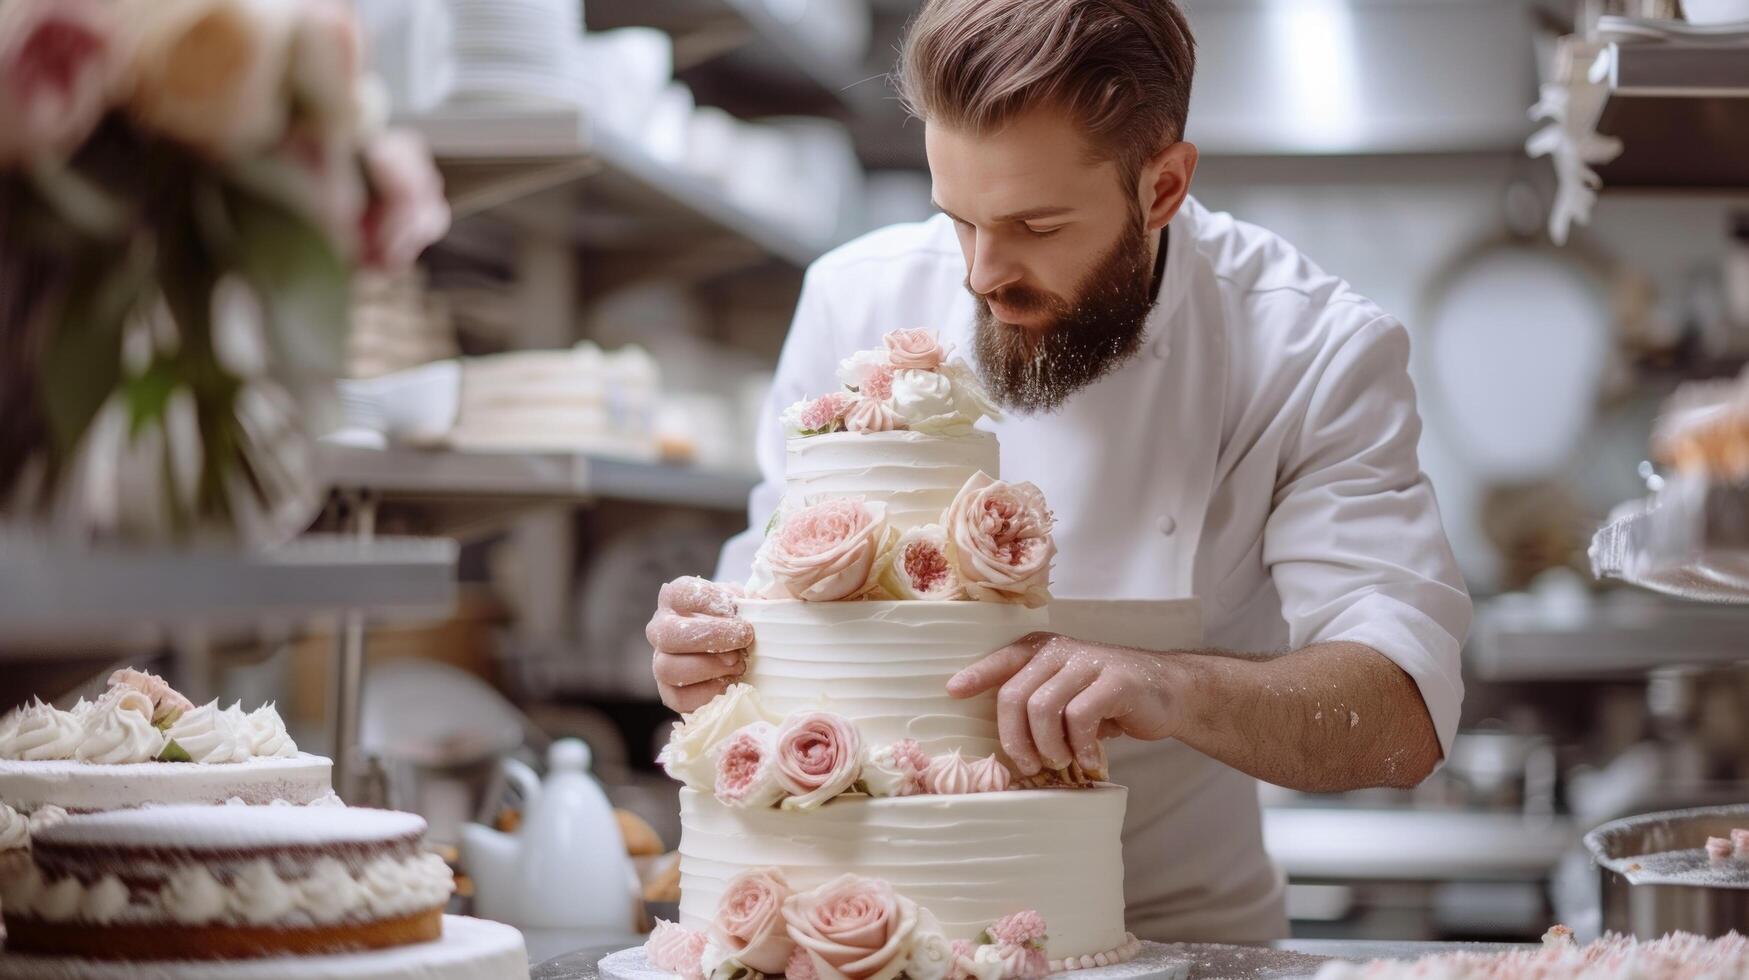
[933,202,1075,224]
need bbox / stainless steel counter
[531,940,1526,980]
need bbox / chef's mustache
[968,282,1070,319]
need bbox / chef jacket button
[1157,515,1177,535]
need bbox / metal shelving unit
[1472,592,1749,681]
[407,105,824,274]
[0,533,457,646]
[585,0,881,119]
[317,443,756,537]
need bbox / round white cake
[678,786,1130,962]
[0,754,333,815]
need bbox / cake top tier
[34,804,424,851]
[753,330,1056,607]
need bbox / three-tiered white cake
[645,331,1154,980]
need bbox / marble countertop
[531,939,1528,980]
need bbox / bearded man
[645,0,1470,941]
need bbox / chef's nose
[966,233,1023,297]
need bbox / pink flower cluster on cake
[765,499,895,602]
[780,330,999,439]
[943,474,1055,609]
[651,873,1054,980]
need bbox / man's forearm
[1165,642,1442,794]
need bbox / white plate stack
[448,0,584,106]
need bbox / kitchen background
[5,0,1749,956]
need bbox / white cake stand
[0,915,528,980]
[597,943,1192,980]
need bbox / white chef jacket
[716,196,1472,942]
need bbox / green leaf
[219,173,350,381]
[124,357,180,438]
[157,739,193,763]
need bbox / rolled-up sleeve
[1261,314,1471,757]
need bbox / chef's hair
[894,0,1195,190]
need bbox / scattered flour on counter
[1311,930,1749,980]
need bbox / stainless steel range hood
[1181,0,1539,156]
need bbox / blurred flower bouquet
[0,0,450,545]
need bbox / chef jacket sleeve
[715,265,844,585]
[1261,313,1471,758]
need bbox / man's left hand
[946,632,1186,777]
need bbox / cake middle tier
[785,430,999,532]
[678,786,1129,961]
[739,598,1048,760]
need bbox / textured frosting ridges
[0,753,333,814]
[677,787,1128,961]
[739,599,1047,760]
[784,430,999,533]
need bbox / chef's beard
[971,208,1154,414]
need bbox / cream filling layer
[0,851,453,927]
[677,786,1128,961]
[784,430,999,532]
[740,599,1048,760]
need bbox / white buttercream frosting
[300,856,367,923]
[0,802,29,850]
[232,859,298,924]
[75,692,167,764]
[36,875,83,922]
[245,703,298,758]
[0,753,332,813]
[677,787,1128,962]
[28,804,68,834]
[81,874,132,924]
[163,700,251,764]
[164,865,229,924]
[783,430,1000,536]
[740,599,1048,760]
[2,700,82,761]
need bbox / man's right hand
[647,576,754,713]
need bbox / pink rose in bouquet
[844,396,902,434]
[361,128,450,269]
[0,0,118,165]
[986,910,1046,947]
[782,874,919,980]
[767,499,891,602]
[127,0,294,159]
[713,722,784,809]
[884,329,948,372]
[944,473,1055,608]
[646,919,708,980]
[709,867,796,973]
[774,711,862,810]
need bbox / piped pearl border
[1051,933,1142,972]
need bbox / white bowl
[1683,0,1749,26]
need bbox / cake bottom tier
[678,786,1129,962]
[0,915,527,980]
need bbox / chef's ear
[1139,140,1198,232]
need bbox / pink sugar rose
[767,499,891,602]
[782,874,919,980]
[987,911,1046,947]
[774,712,862,810]
[944,473,1055,608]
[710,868,796,973]
[107,668,194,726]
[0,0,118,166]
[924,749,976,796]
[968,755,1014,794]
[647,919,708,980]
[884,329,949,372]
[838,349,895,402]
[844,396,903,434]
[800,391,855,434]
[787,944,821,980]
[713,722,784,809]
[878,525,964,601]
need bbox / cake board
[0,915,528,980]
[597,944,1192,980]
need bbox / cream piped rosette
[0,701,81,761]
[73,689,165,764]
